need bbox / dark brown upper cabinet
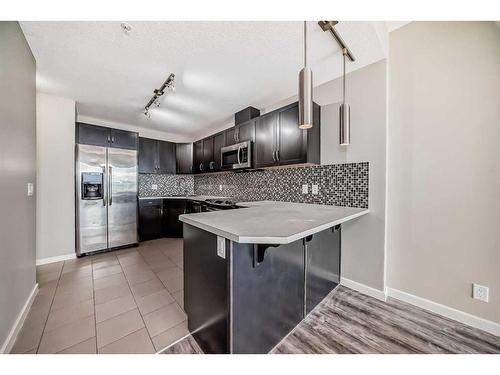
[203,137,214,172]
[176,143,193,174]
[76,122,138,150]
[224,119,256,146]
[194,140,204,173]
[213,132,225,171]
[138,137,176,174]
[254,102,320,169]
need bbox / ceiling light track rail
[144,73,175,117]
[318,21,355,62]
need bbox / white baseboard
[386,287,500,337]
[36,253,76,266]
[0,283,39,353]
[340,277,386,301]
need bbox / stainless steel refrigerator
[76,144,138,256]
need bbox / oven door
[221,141,252,170]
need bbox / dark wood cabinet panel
[203,137,215,172]
[138,137,158,174]
[194,140,204,173]
[110,128,138,150]
[158,140,176,174]
[176,143,193,174]
[277,104,307,165]
[225,127,237,146]
[163,199,186,238]
[237,120,255,143]
[213,132,225,171]
[255,113,278,168]
[138,199,163,241]
[76,123,110,147]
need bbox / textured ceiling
[20,21,387,138]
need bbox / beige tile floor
[11,238,189,354]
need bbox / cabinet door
[176,143,193,174]
[213,133,225,171]
[158,140,176,174]
[138,137,158,174]
[110,129,138,150]
[163,199,186,238]
[254,113,277,168]
[225,128,237,146]
[203,137,215,172]
[305,226,341,314]
[76,123,110,147]
[194,140,204,173]
[138,199,163,241]
[277,103,307,165]
[237,120,255,143]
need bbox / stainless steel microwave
[221,141,252,170]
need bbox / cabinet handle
[200,163,204,172]
[107,135,110,143]
[276,150,280,162]
[111,136,114,143]
[272,150,276,162]
[209,161,214,170]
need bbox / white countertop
[179,200,369,244]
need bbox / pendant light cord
[304,21,307,67]
[342,48,346,105]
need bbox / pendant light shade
[298,21,313,129]
[339,48,350,145]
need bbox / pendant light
[339,48,350,145]
[298,21,313,129]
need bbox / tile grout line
[34,262,64,353]
[114,249,156,353]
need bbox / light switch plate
[312,184,319,195]
[151,184,158,190]
[27,182,34,196]
[302,184,308,194]
[217,236,226,259]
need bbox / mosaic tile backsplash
[194,163,369,208]
[139,174,194,197]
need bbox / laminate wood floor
[163,286,500,354]
[273,286,500,354]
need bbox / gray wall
[0,22,37,350]
[387,22,500,323]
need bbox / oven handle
[237,145,242,165]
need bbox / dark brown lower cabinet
[138,199,163,241]
[139,199,186,241]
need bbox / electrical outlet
[302,184,308,194]
[27,182,34,197]
[151,184,158,190]
[312,184,319,195]
[219,184,223,191]
[217,236,226,259]
[472,283,489,302]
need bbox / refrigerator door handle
[102,166,107,206]
[108,166,112,206]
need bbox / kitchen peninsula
[179,201,369,353]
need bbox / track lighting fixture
[143,73,175,118]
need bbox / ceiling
[20,21,389,139]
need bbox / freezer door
[76,144,108,255]
[107,147,138,248]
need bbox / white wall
[387,22,500,323]
[36,93,76,262]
